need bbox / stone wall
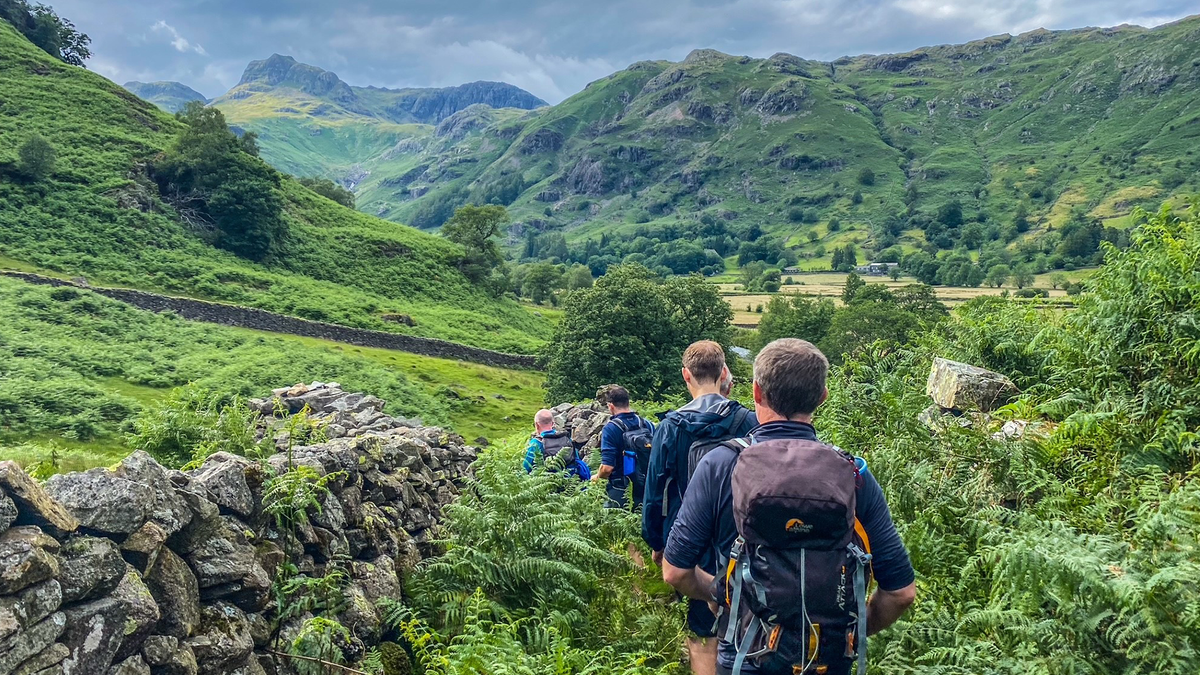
[0,383,477,675]
[0,272,538,371]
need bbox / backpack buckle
[847,543,872,566]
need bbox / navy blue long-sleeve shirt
[663,420,915,673]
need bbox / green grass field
[0,277,545,473]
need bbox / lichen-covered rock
[120,521,168,574]
[58,536,126,604]
[0,495,16,533]
[188,455,254,519]
[0,462,78,538]
[141,636,198,675]
[111,566,161,661]
[107,655,151,675]
[115,452,192,536]
[61,597,128,675]
[0,613,67,675]
[177,516,269,611]
[11,642,69,675]
[0,526,60,595]
[44,469,153,536]
[925,357,1018,412]
[0,579,62,640]
[143,548,200,640]
[185,602,253,675]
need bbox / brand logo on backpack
[785,518,812,535]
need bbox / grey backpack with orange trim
[712,436,873,675]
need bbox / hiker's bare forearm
[595,464,614,480]
[663,560,715,603]
[867,583,915,635]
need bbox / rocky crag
[0,383,477,675]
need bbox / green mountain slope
[236,18,1200,268]
[0,22,549,354]
[122,80,208,113]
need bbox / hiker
[643,341,758,675]
[593,385,654,508]
[522,409,589,480]
[662,338,916,675]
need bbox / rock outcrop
[0,383,476,675]
[925,357,1018,412]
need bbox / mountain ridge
[122,80,208,113]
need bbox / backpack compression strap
[848,542,873,675]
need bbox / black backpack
[610,416,652,504]
[713,437,873,675]
[657,403,752,521]
[538,430,577,470]
[686,405,752,480]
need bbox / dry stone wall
[0,383,477,675]
[0,272,538,371]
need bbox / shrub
[16,134,55,180]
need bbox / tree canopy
[541,264,731,401]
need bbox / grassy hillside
[0,276,544,472]
[230,18,1200,270]
[0,22,549,353]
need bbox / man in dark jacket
[662,338,916,675]
[643,341,757,675]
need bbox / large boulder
[925,357,1018,412]
[108,655,152,675]
[0,526,60,595]
[0,612,66,675]
[44,469,154,536]
[114,453,193,536]
[0,461,79,538]
[57,536,126,604]
[143,548,200,639]
[185,602,253,675]
[61,597,128,675]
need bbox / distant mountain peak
[122,80,207,113]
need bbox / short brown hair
[753,338,828,417]
[599,385,630,408]
[683,340,727,385]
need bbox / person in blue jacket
[643,340,757,675]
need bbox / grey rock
[0,495,16,533]
[106,656,151,675]
[12,643,69,675]
[0,526,59,595]
[926,357,1018,412]
[181,517,269,611]
[0,462,78,538]
[0,613,66,675]
[185,603,253,675]
[246,613,271,649]
[115,453,192,536]
[0,580,62,647]
[111,566,160,661]
[188,456,254,519]
[61,597,127,675]
[141,637,197,675]
[120,521,168,574]
[44,469,153,535]
[58,536,126,604]
[143,548,200,639]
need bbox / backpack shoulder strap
[726,437,752,453]
[729,405,750,432]
[610,416,629,432]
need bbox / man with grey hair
[662,338,915,675]
[522,408,585,478]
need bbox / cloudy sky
[53,0,1195,104]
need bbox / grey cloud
[48,0,1193,102]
